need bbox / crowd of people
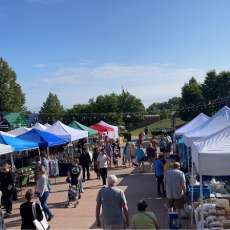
[0,130,189,230]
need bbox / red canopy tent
[89,123,114,135]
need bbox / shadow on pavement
[117,167,169,229]
[89,166,168,229]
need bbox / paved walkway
[5,165,169,229]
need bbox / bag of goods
[216,199,230,210]
[223,220,230,229]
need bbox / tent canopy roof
[0,131,38,151]
[89,123,113,134]
[8,127,31,136]
[18,129,67,148]
[175,113,209,137]
[192,125,230,175]
[46,121,88,142]
[33,123,47,131]
[69,121,98,136]
[98,120,119,139]
[184,106,230,146]
[4,112,28,127]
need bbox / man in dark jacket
[0,163,16,216]
[79,148,92,181]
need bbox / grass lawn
[131,118,185,136]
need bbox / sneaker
[47,215,54,222]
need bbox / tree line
[1,57,230,127]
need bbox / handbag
[32,202,49,230]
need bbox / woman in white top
[36,167,53,221]
[97,148,108,186]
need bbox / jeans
[2,191,13,213]
[156,175,165,196]
[99,168,108,185]
[39,191,53,219]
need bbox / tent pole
[191,162,194,225]
[38,149,41,161]
[200,174,204,230]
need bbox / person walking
[97,148,109,186]
[20,189,43,230]
[96,175,129,229]
[36,167,53,221]
[146,143,156,171]
[123,142,131,167]
[135,145,145,172]
[154,155,166,197]
[79,147,92,181]
[93,147,100,179]
[164,162,186,212]
[132,200,159,229]
[0,163,15,217]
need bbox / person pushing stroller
[66,159,82,208]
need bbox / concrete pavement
[5,164,169,229]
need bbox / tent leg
[200,174,204,230]
[191,162,194,225]
[38,149,41,161]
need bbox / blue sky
[1,0,230,111]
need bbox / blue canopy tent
[18,129,67,148]
[0,132,38,152]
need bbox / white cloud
[25,63,206,110]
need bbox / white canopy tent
[192,125,230,175]
[44,123,51,128]
[175,113,209,137]
[8,127,31,136]
[32,123,47,131]
[191,124,230,229]
[98,121,119,140]
[184,106,230,147]
[0,143,14,155]
[46,120,88,142]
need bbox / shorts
[167,196,186,209]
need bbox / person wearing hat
[0,163,15,216]
[132,200,159,229]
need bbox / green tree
[0,57,25,112]
[39,92,64,123]
[63,90,146,128]
[179,77,204,121]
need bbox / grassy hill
[131,118,185,136]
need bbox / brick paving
[5,164,169,229]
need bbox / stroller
[65,184,79,208]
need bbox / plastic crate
[187,185,210,201]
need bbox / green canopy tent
[4,112,28,129]
[69,121,98,136]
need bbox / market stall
[69,121,98,136]
[98,120,119,139]
[184,106,230,148]
[191,125,230,229]
[90,123,114,136]
[175,113,209,138]
[46,120,88,142]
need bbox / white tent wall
[175,113,209,137]
[192,125,230,175]
[0,144,14,155]
[184,106,230,147]
[99,121,119,139]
